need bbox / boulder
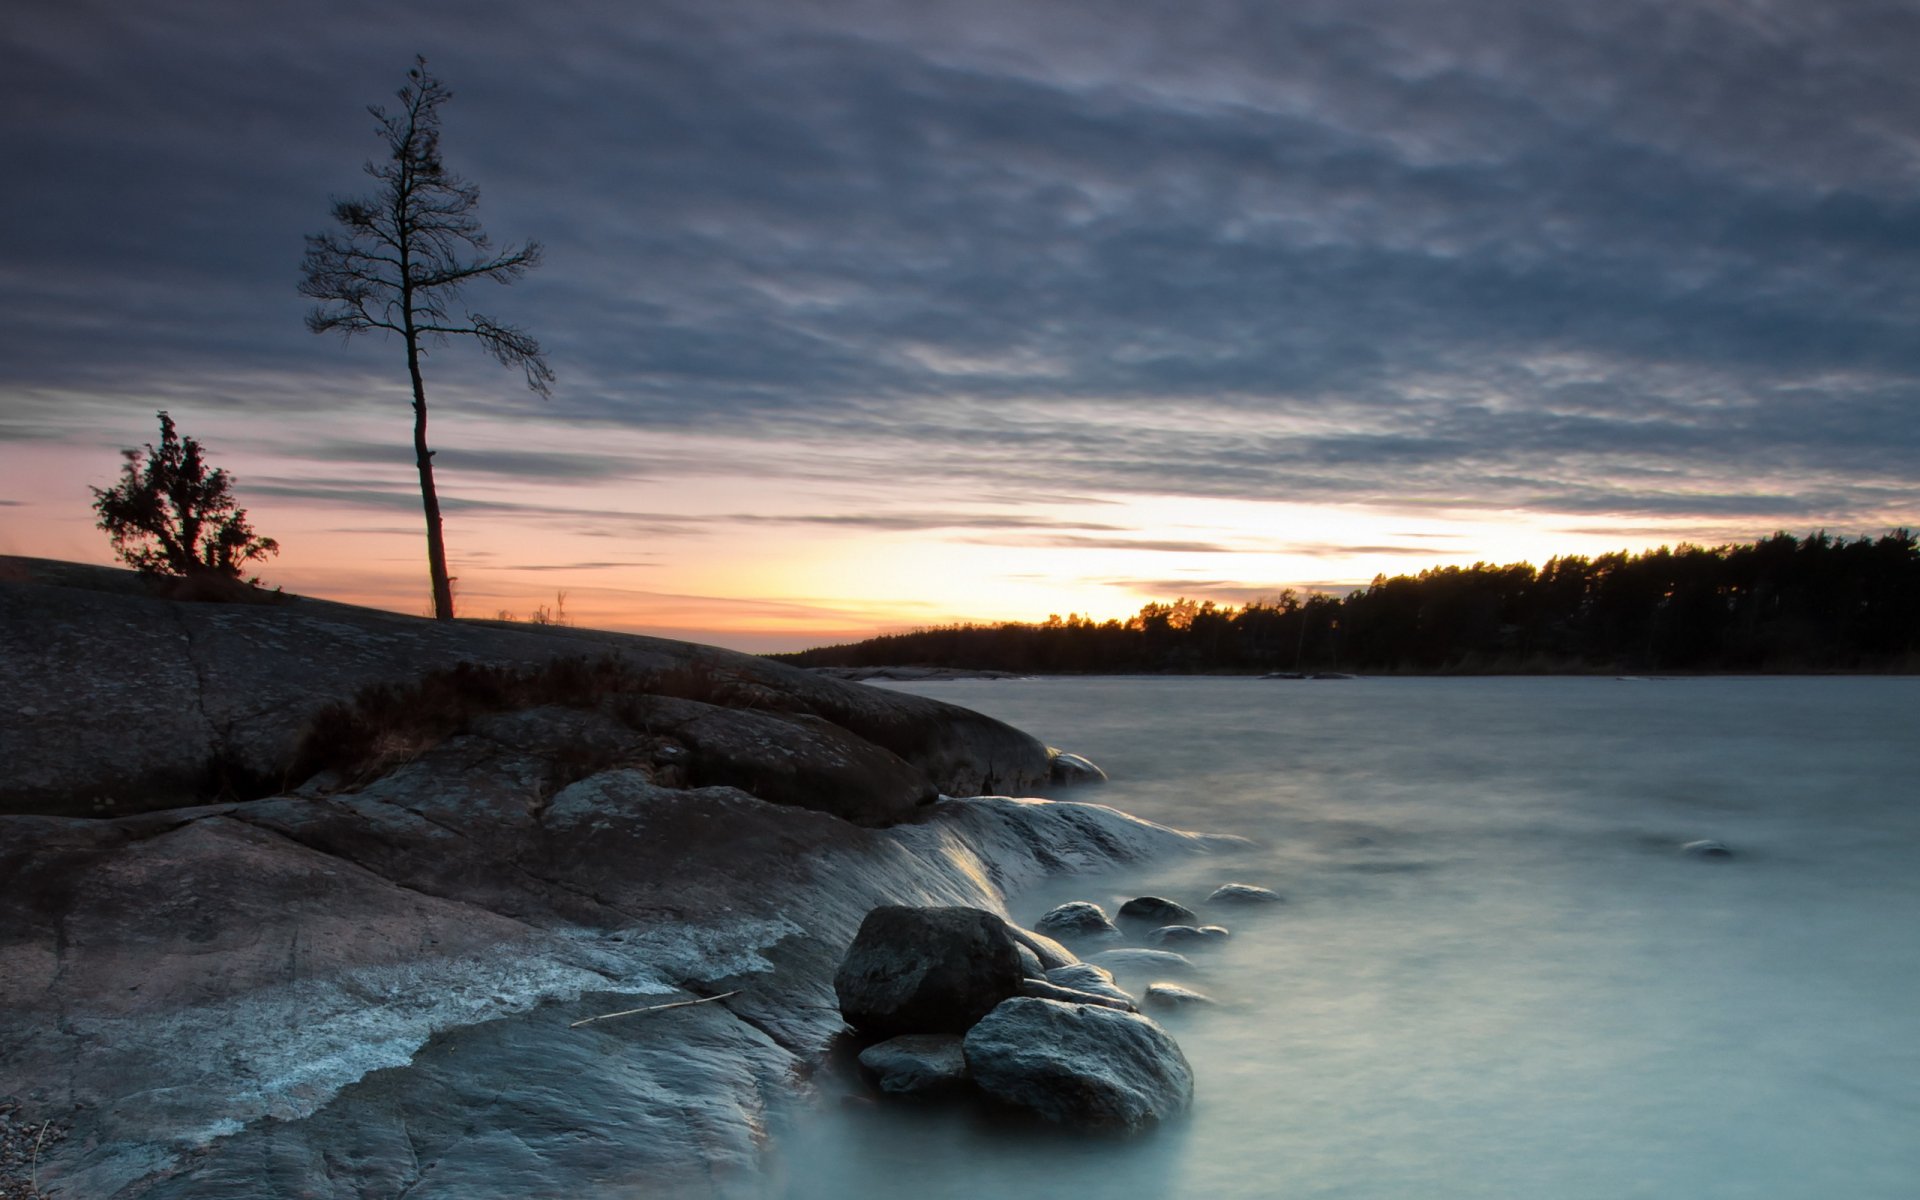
[1044,963,1137,1008]
[857,1035,969,1095]
[1034,901,1122,944]
[1018,978,1135,1012]
[1014,941,1046,979]
[1207,883,1284,905]
[962,998,1193,1131]
[1048,752,1108,785]
[1116,896,1197,931]
[1144,984,1216,1012]
[1089,948,1200,979]
[834,907,1027,1037]
[1145,925,1229,949]
[1004,923,1078,971]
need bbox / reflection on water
[770,677,1920,1199]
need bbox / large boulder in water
[834,906,1027,1037]
[962,997,1193,1131]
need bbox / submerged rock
[1116,896,1198,931]
[1044,963,1138,1008]
[963,998,1193,1131]
[858,1035,970,1095]
[1034,901,1122,944]
[1089,948,1201,979]
[1683,839,1733,859]
[1144,984,1216,1011]
[834,906,1027,1037]
[1048,751,1109,785]
[1207,883,1284,905]
[1145,925,1229,949]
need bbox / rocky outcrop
[2,780,1235,1199]
[962,998,1194,1131]
[1,560,1247,1199]
[0,557,1052,818]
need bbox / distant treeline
[777,531,1920,675]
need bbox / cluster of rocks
[833,882,1283,1133]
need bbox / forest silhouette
[779,531,1920,675]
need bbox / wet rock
[1019,978,1136,1012]
[1207,883,1284,905]
[1004,923,1078,971]
[1144,984,1216,1011]
[1044,963,1138,1008]
[857,1035,969,1095]
[1145,925,1229,949]
[1116,896,1198,931]
[1089,948,1201,979]
[834,906,1027,1037]
[1048,751,1108,785]
[963,997,1193,1131]
[1014,941,1046,978]
[1034,901,1122,944]
[1683,839,1733,859]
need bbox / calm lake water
[768,676,1920,1199]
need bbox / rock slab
[962,997,1193,1131]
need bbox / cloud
[2,0,1917,537]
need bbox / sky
[3,0,1918,651]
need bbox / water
[769,676,1920,1199]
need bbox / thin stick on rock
[569,990,740,1028]
[30,1118,49,1197]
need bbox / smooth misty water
[767,676,1920,1199]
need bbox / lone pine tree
[300,56,553,620]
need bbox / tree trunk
[406,334,455,620]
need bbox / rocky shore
[0,559,1241,1198]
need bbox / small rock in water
[1049,751,1109,785]
[1144,984,1216,1011]
[1207,883,1284,905]
[1146,925,1229,949]
[963,997,1194,1131]
[1090,948,1200,979]
[1035,901,1123,944]
[1045,963,1138,1008]
[1116,896,1198,931]
[1682,839,1733,859]
[858,1034,970,1095]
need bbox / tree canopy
[778,531,1920,675]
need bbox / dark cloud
[2,0,1917,532]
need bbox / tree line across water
[776,531,1920,675]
